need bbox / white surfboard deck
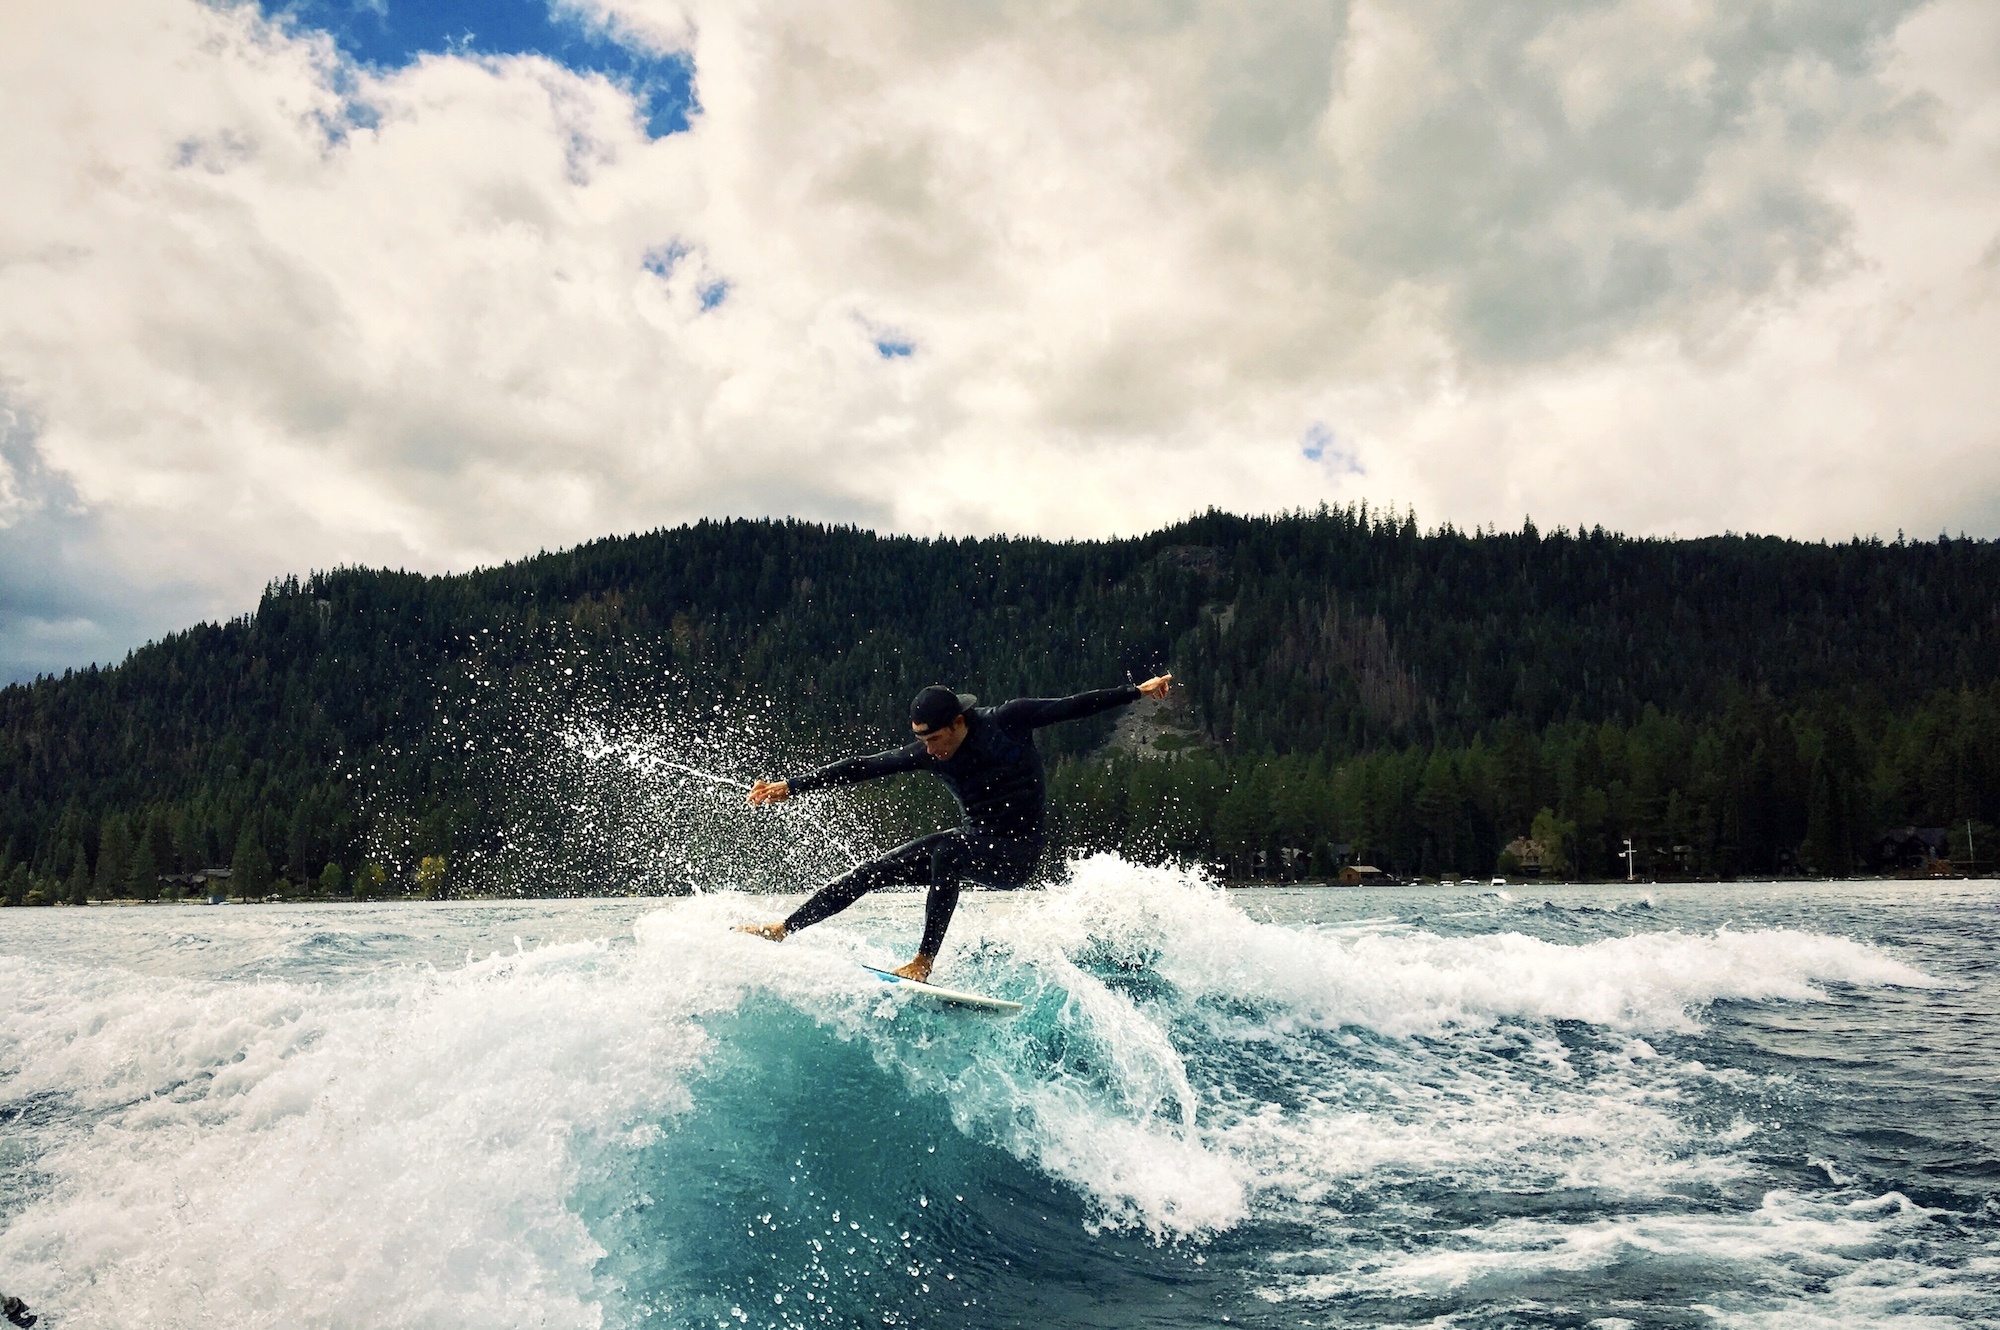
[860,965,1023,1014]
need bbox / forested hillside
[4,507,1998,902]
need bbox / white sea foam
[1,920,721,1329]
[657,856,1942,1244]
[0,860,1963,1326]
[1261,1189,1999,1329]
[1018,858,1934,1241]
[1017,855,1938,1038]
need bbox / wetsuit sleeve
[992,684,1142,730]
[787,743,927,795]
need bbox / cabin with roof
[1874,826,1948,873]
[1501,836,1549,876]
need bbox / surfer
[736,675,1173,981]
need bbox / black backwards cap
[910,684,978,732]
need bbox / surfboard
[860,965,1023,1014]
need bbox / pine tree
[143,808,176,878]
[287,800,322,882]
[95,815,133,900]
[231,826,272,901]
[1800,755,1852,877]
[126,833,160,902]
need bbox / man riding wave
[736,673,1173,980]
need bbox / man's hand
[734,920,788,941]
[747,779,791,806]
[1138,673,1173,699]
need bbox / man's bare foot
[734,920,788,942]
[891,954,934,983]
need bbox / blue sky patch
[874,337,914,359]
[641,241,688,279]
[262,0,696,138]
[1303,422,1363,475]
[641,242,729,310]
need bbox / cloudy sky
[3,0,1997,681]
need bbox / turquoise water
[3,862,1996,1327]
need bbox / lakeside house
[1502,837,1550,876]
[1338,864,1391,886]
[1874,827,1949,872]
[159,867,234,900]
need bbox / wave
[0,856,1960,1328]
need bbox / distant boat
[1490,877,1508,887]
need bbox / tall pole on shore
[1622,838,1635,882]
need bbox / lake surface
[3,863,1996,1327]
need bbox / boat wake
[0,858,1987,1329]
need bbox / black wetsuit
[782,685,1142,955]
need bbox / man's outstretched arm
[995,674,1171,729]
[747,742,928,805]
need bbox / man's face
[914,715,969,759]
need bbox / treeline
[1048,685,2000,880]
[0,780,356,906]
[5,508,2000,902]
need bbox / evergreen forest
[4,507,1998,904]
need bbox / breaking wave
[1,859,1987,1329]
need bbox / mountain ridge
[5,507,1997,898]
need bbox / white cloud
[1,0,1997,678]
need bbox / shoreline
[5,872,1992,911]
